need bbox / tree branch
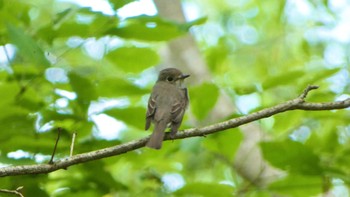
[1,85,349,177]
[0,186,24,197]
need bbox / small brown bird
[145,68,190,149]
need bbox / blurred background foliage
[0,0,349,196]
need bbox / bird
[145,68,190,149]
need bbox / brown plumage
[145,68,190,149]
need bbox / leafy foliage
[261,140,323,175]
[0,0,349,196]
[190,83,219,120]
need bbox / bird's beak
[178,74,190,79]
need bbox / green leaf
[40,109,82,124]
[104,107,145,130]
[7,24,50,68]
[69,72,98,101]
[0,112,35,140]
[306,91,337,102]
[174,182,233,196]
[0,1,30,28]
[203,128,243,159]
[260,140,323,175]
[83,161,127,191]
[37,8,118,43]
[45,161,127,195]
[53,8,74,25]
[68,72,98,112]
[106,47,159,73]
[299,68,341,86]
[262,70,305,90]
[180,17,207,30]
[306,119,341,153]
[14,83,47,112]
[55,22,91,38]
[234,84,259,95]
[12,63,42,80]
[0,83,39,139]
[109,0,135,10]
[97,77,148,97]
[268,174,322,196]
[0,83,19,109]
[190,83,219,120]
[273,111,304,134]
[106,15,187,41]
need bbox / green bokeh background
[0,0,349,196]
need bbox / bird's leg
[169,122,180,140]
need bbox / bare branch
[0,186,24,197]
[0,85,349,177]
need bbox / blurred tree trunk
[152,0,210,86]
[152,0,234,122]
[153,0,283,188]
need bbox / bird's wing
[171,88,188,123]
[145,94,157,130]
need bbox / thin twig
[299,85,319,99]
[0,186,24,197]
[70,132,77,157]
[48,128,62,164]
[0,85,349,177]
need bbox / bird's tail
[146,121,167,150]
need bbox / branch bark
[0,86,349,177]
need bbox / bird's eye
[167,77,173,81]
